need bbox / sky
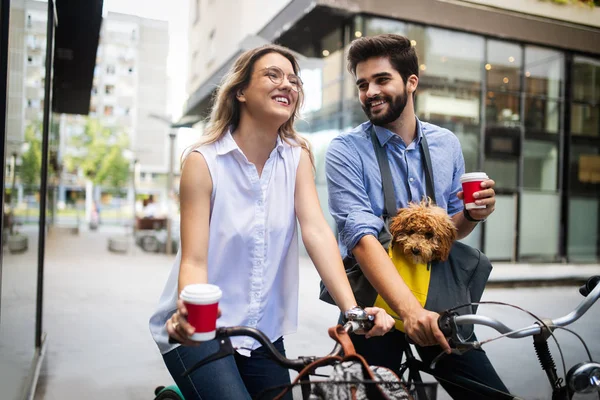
[103,0,190,121]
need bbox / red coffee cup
[460,172,489,210]
[180,284,222,341]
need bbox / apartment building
[59,12,169,211]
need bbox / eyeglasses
[260,66,303,92]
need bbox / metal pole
[36,0,55,349]
[132,159,138,239]
[166,131,176,255]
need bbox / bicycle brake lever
[429,341,481,369]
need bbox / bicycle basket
[260,358,414,400]
[257,380,437,400]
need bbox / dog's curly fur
[388,199,457,264]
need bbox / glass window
[570,145,600,196]
[568,197,599,262]
[486,40,522,93]
[571,104,599,137]
[484,194,517,260]
[486,92,520,126]
[519,191,560,261]
[524,47,563,99]
[365,17,406,36]
[523,140,557,191]
[1,2,44,391]
[524,97,560,134]
[411,26,484,172]
[484,159,517,189]
[573,57,600,103]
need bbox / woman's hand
[363,307,395,339]
[166,299,221,346]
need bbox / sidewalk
[299,256,600,287]
[488,262,600,287]
[34,227,599,400]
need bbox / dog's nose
[412,248,421,255]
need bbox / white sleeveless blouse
[149,129,302,356]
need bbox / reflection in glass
[416,27,484,91]
[523,140,557,191]
[519,191,560,261]
[486,92,520,126]
[484,194,517,260]
[573,57,600,103]
[570,145,600,196]
[484,159,517,189]
[568,197,599,262]
[1,3,45,396]
[409,26,483,174]
[524,97,560,134]
[524,46,563,99]
[571,104,599,137]
[487,40,522,92]
[365,17,406,36]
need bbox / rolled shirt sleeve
[326,135,383,256]
[448,136,466,217]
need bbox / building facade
[59,12,169,218]
[184,0,600,263]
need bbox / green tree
[20,122,43,190]
[64,118,131,189]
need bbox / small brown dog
[388,199,457,265]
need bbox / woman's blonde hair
[182,44,313,167]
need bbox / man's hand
[457,178,496,221]
[363,307,395,338]
[403,308,451,354]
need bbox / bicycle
[154,275,600,400]
[154,313,426,400]
[398,275,600,400]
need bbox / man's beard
[362,90,408,126]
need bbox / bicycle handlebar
[442,275,600,342]
[179,318,374,377]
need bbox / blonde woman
[149,44,394,400]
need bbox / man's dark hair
[347,34,419,84]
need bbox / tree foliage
[64,119,131,188]
[20,122,43,189]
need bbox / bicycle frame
[398,344,520,400]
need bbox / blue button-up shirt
[325,118,465,257]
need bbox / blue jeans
[163,337,293,400]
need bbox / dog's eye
[425,232,434,239]
[407,230,415,235]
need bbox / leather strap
[273,355,342,400]
[370,125,398,218]
[419,132,437,205]
[328,324,357,356]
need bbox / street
[34,228,600,400]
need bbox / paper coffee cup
[180,284,222,341]
[460,172,488,210]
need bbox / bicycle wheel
[154,385,185,400]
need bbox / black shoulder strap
[419,132,437,205]
[369,125,397,218]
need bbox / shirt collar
[371,117,424,147]
[216,126,286,158]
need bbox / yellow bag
[373,245,432,332]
